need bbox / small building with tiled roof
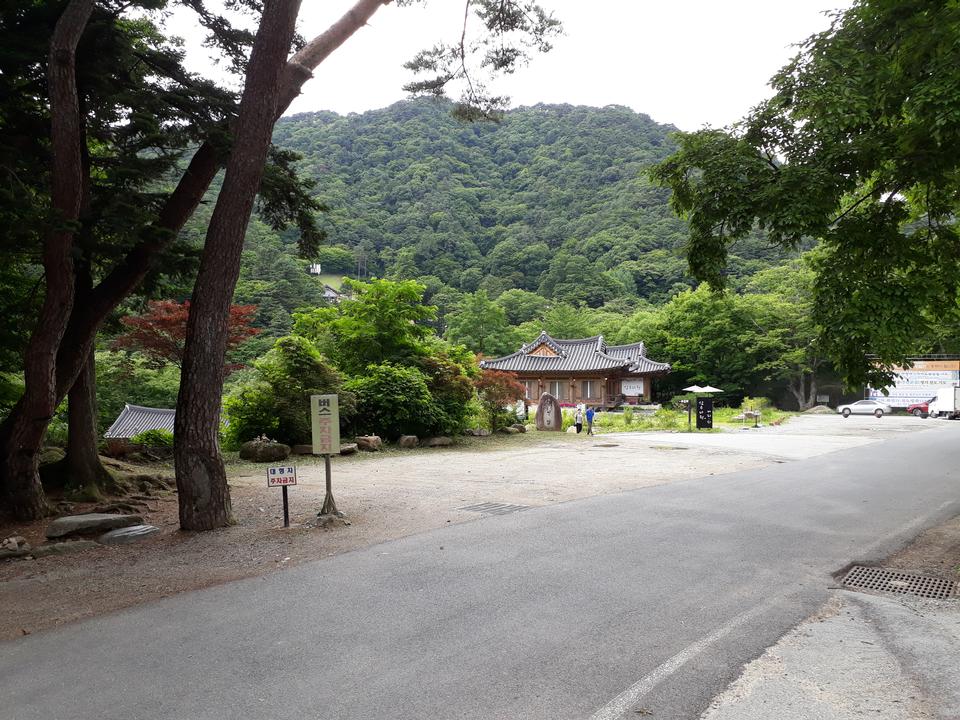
[104,404,176,440]
[479,332,671,407]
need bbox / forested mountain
[271,99,801,308]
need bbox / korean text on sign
[267,466,297,487]
[311,394,341,455]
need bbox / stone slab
[98,524,161,545]
[46,513,143,539]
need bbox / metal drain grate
[842,565,958,600]
[458,502,532,516]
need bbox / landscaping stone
[31,540,100,558]
[398,435,419,449]
[511,423,527,433]
[424,436,453,447]
[535,393,563,431]
[0,536,31,560]
[339,443,358,455]
[500,426,521,434]
[355,436,383,452]
[463,428,491,437]
[239,440,291,463]
[46,513,142,539]
[98,524,161,545]
[38,447,66,466]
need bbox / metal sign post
[266,465,297,527]
[311,394,342,517]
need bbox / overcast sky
[173,1,850,131]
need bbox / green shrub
[223,335,353,447]
[345,363,439,439]
[623,406,634,425]
[740,396,773,412]
[130,428,174,447]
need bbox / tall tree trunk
[174,0,302,531]
[1,0,92,520]
[0,0,390,514]
[62,347,112,497]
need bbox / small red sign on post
[267,465,297,487]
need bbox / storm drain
[458,502,532,516]
[841,565,958,600]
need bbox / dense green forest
[270,99,803,308]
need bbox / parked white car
[837,399,893,418]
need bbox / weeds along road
[3,420,960,720]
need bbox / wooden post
[601,377,607,408]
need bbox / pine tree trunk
[1,0,92,520]
[63,348,112,497]
[0,0,388,517]
[174,0,302,531]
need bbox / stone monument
[535,392,563,431]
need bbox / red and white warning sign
[266,465,297,487]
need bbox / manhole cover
[595,443,619,448]
[458,502,532,516]
[650,445,689,451]
[841,565,958,600]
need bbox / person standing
[575,407,584,434]
[586,406,595,435]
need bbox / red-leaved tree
[113,300,259,368]
[475,369,525,432]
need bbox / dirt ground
[0,416,953,641]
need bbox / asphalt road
[4,422,960,720]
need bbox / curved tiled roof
[480,332,671,375]
[104,404,176,439]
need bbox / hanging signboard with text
[311,394,340,455]
[621,379,645,396]
[867,359,960,407]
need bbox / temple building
[479,331,671,407]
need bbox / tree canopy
[651,0,960,388]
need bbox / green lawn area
[314,273,346,290]
[589,406,798,434]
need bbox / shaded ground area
[0,414,942,640]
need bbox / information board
[311,394,341,455]
[867,360,960,406]
[621,379,645,396]
[696,397,713,429]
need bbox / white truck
[928,386,960,419]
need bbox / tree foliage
[113,300,259,368]
[475,369,524,431]
[651,0,960,387]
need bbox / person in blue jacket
[586,406,595,435]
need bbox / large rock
[397,435,419,449]
[339,443,358,455]
[463,428,491,437]
[239,440,291,462]
[46,513,142,539]
[355,436,383,452]
[424,436,453,448]
[499,426,521,434]
[98,524,161,545]
[511,423,528,433]
[535,393,563,431]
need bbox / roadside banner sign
[267,466,297,527]
[311,394,340,455]
[266,465,297,487]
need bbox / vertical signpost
[696,397,714,430]
[311,394,341,517]
[267,465,297,527]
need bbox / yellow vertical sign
[311,394,340,455]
